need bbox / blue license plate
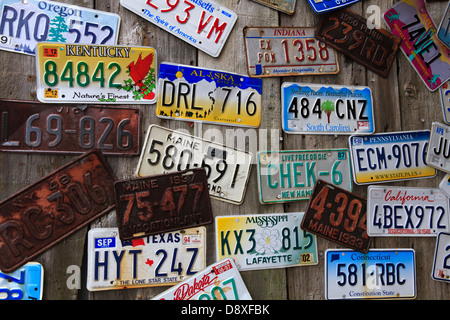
[307,0,362,13]
[0,262,43,300]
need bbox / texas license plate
[243,27,339,77]
[120,0,236,58]
[87,227,206,291]
[432,232,450,282]
[0,0,120,55]
[426,122,450,173]
[215,212,318,271]
[257,149,352,204]
[325,249,416,300]
[0,100,141,155]
[0,262,43,300]
[307,0,362,13]
[250,0,295,15]
[439,82,450,124]
[156,62,262,127]
[438,1,450,49]
[281,83,374,135]
[348,130,436,185]
[36,43,157,104]
[136,125,253,205]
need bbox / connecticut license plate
[0,262,43,300]
[439,82,450,124]
[250,0,295,15]
[307,0,362,13]
[426,122,450,173]
[432,232,450,282]
[36,43,157,104]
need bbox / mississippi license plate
[349,130,436,185]
[438,2,450,49]
[307,0,362,13]
[439,82,450,124]
[426,122,450,173]
[0,262,43,300]
[432,232,450,282]
[325,249,416,300]
[136,125,253,205]
[243,27,339,77]
[152,258,252,300]
[250,0,295,15]
[120,0,236,58]
[281,83,374,135]
[215,212,318,271]
[0,151,116,273]
[156,62,262,127]
[0,0,120,55]
[36,43,157,104]
[257,149,352,204]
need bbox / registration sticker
[426,122,450,173]
[432,232,450,282]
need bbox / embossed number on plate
[426,122,450,173]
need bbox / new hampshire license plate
[0,262,43,300]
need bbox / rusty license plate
[0,151,116,273]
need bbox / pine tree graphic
[48,15,68,42]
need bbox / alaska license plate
[281,83,374,135]
[215,212,318,271]
[325,249,416,300]
[257,149,352,204]
[432,232,450,282]
[36,43,157,104]
[250,0,295,15]
[120,0,236,58]
[348,130,436,185]
[0,0,120,55]
[156,62,262,127]
[0,262,43,300]
[426,122,450,173]
[243,27,339,77]
[307,0,362,13]
[439,82,450,124]
[437,1,450,49]
[136,125,253,205]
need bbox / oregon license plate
[438,2,450,49]
[439,82,450,124]
[426,122,450,173]
[0,262,43,300]
[432,232,450,282]
[36,43,157,104]
[156,63,262,127]
[325,249,416,300]
[307,0,362,13]
[281,83,374,135]
[215,212,318,271]
[250,0,295,15]
[257,149,352,204]
[243,27,339,77]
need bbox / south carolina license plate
[307,0,362,13]
[0,262,43,300]
[426,122,450,173]
[432,232,450,282]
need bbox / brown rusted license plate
[114,168,212,240]
[301,180,371,253]
[315,9,402,78]
[0,151,116,273]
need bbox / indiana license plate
[439,82,450,124]
[0,0,120,55]
[281,83,374,135]
[432,232,450,282]
[426,122,450,173]
[257,149,352,204]
[156,62,262,127]
[243,27,339,77]
[0,262,43,300]
[215,212,318,271]
[36,43,157,104]
[249,0,295,15]
[307,0,362,13]
[325,249,416,300]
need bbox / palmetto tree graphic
[321,100,335,124]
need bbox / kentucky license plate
[282,83,374,135]
[0,0,120,55]
[120,0,236,58]
[432,232,450,282]
[156,63,262,127]
[439,82,450,124]
[325,249,416,300]
[215,212,318,271]
[243,27,339,77]
[307,0,362,13]
[426,122,450,173]
[0,262,43,300]
[36,43,157,104]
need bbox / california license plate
[281,83,374,135]
[439,82,450,124]
[156,63,262,127]
[257,149,352,204]
[426,122,450,173]
[36,43,157,104]
[307,0,362,13]
[250,0,295,15]
[432,232,450,282]
[0,262,43,300]
[120,0,236,58]
[243,27,339,77]
[87,227,206,291]
[325,249,416,300]
[437,1,450,49]
[215,212,318,271]
[0,0,120,55]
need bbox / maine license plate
[243,27,339,78]
[348,130,436,185]
[307,0,362,13]
[120,0,236,58]
[426,122,450,173]
[87,227,206,291]
[136,125,253,205]
[257,149,352,204]
[437,1,450,49]
[432,232,450,282]
[0,0,120,55]
[215,212,318,271]
[0,262,43,300]
[281,83,374,135]
[325,249,416,300]
[156,62,262,127]
[439,82,450,124]
[36,43,157,104]
[250,0,295,15]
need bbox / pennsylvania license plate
[215,212,318,271]
[156,62,262,127]
[36,43,157,104]
[432,232,450,282]
[87,227,206,291]
[120,0,236,58]
[281,83,374,135]
[325,249,416,300]
[426,122,450,173]
[0,0,120,55]
[243,27,339,77]
[257,149,352,204]
[0,262,43,300]
[307,0,362,13]
[250,0,295,15]
[439,82,450,124]
[438,2,450,49]
[349,130,436,185]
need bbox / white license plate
[439,174,450,198]
[426,122,450,173]
[439,82,450,124]
[0,262,43,300]
[432,232,450,282]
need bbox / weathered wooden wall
[0,0,449,300]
